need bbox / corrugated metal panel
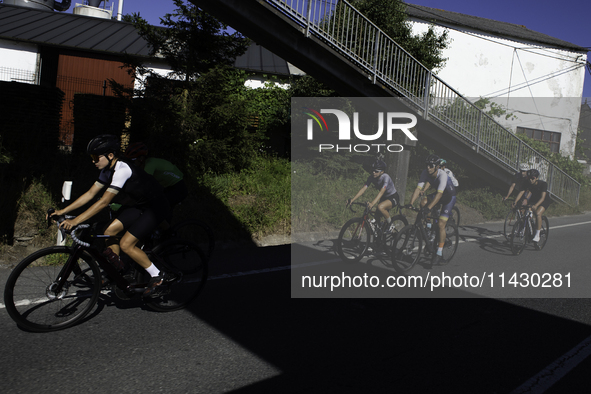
[0,4,151,57]
[56,54,134,144]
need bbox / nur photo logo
[303,108,417,153]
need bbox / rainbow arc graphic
[302,107,329,133]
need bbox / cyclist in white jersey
[408,154,457,265]
[49,135,173,297]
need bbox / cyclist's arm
[410,183,429,206]
[427,191,443,210]
[349,185,368,205]
[52,183,102,217]
[59,190,117,230]
[513,189,525,207]
[504,183,516,200]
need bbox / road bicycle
[3,210,208,332]
[336,202,408,263]
[390,205,459,273]
[509,205,549,256]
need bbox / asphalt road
[1,213,591,393]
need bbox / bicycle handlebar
[346,201,371,214]
[47,208,91,247]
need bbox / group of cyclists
[49,135,187,298]
[347,153,550,264]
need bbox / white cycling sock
[145,263,160,277]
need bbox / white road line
[511,333,591,393]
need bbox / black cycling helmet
[527,169,540,179]
[87,134,120,156]
[372,159,386,171]
[425,154,440,166]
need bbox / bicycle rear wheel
[337,217,371,263]
[146,239,208,312]
[169,219,215,261]
[535,216,549,250]
[503,209,518,241]
[440,219,459,264]
[3,246,101,332]
[510,217,528,256]
[391,225,422,273]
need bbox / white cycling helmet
[519,163,529,171]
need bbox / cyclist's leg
[433,196,455,262]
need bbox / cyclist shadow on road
[460,225,514,257]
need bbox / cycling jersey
[417,168,456,198]
[365,173,397,198]
[443,168,459,187]
[96,159,170,240]
[512,171,529,192]
[526,180,551,209]
[95,160,163,208]
[143,158,184,188]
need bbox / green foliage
[349,0,450,71]
[16,179,56,239]
[516,134,589,186]
[200,155,291,238]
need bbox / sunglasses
[427,164,436,169]
[90,154,103,162]
[373,169,382,173]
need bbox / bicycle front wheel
[503,209,518,241]
[440,219,459,264]
[169,219,215,262]
[391,225,422,273]
[510,217,528,256]
[337,217,371,263]
[146,239,208,312]
[535,216,550,250]
[3,246,101,332]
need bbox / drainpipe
[117,0,124,21]
[54,0,72,12]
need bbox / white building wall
[0,38,38,83]
[410,20,587,157]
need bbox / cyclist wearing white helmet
[347,159,400,232]
[503,163,530,205]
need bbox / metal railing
[266,0,580,205]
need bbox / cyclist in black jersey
[514,169,551,242]
[347,159,400,232]
[503,163,531,207]
[48,135,173,297]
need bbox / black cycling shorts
[380,192,400,207]
[115,195,171,241]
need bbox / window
[516,127,561,153]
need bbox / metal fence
[267,0,580,205]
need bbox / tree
[349,0,449,71]
[124,0,249,81]
[118,1,261,174]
